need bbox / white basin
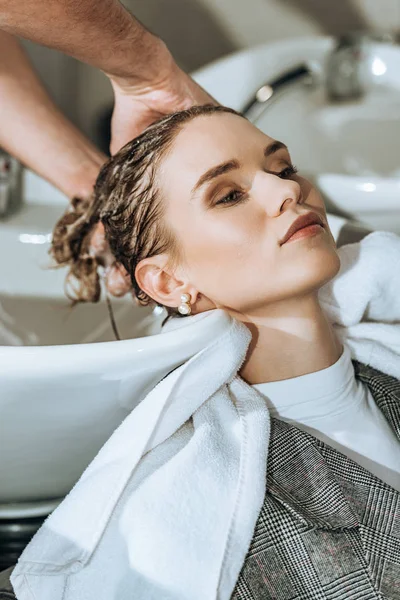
[0,308,232,506]
[316,175,400,234]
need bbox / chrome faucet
[242,64,316,123]
[242,32,396,124]
[0,150,23,218]
[325,32,395,101]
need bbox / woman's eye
[215,190,245,206]
[278,164,298,179]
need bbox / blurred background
[20,0,400,152]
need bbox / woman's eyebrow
[191,140,288,195]
[191,159,240,195]
[264,140,288,157]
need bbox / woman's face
[158,113,340,315]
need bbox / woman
[9,105,400,599]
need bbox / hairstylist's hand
[109,55,217,155]
[92,74,216,297]
[88,222,131,297]
[99,47,217,296]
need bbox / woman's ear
[135,255,197,308]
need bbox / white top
[254,344,400,492]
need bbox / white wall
[353,0,400,31]
[194,0,321,47]
[200,0,400,45]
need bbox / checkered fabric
[232,361,400,600]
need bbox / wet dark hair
[51,104,244,310]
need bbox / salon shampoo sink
[0,309,232,506]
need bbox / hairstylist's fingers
[105,263,132,297]
[89,224,132,296]
[110,67,218,154]
[89,222,109,258]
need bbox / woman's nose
[255,172,302,216]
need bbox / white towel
[11,231,400,600]
[319,231,400,378]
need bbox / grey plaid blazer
[1,362,399,600]
[232,361,400,600]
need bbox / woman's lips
[280,212,325,245]
[284,223,324,244]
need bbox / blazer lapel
[266,418,359,531]
[353,360,400,441]
[266,362,400,531]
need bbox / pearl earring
[178,293,192,315]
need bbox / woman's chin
[307,248,341,288]
[286,246,340,295]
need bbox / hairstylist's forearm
[0,0,172,85]
[0,32,105,198]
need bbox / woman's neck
[238,294,342,385]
